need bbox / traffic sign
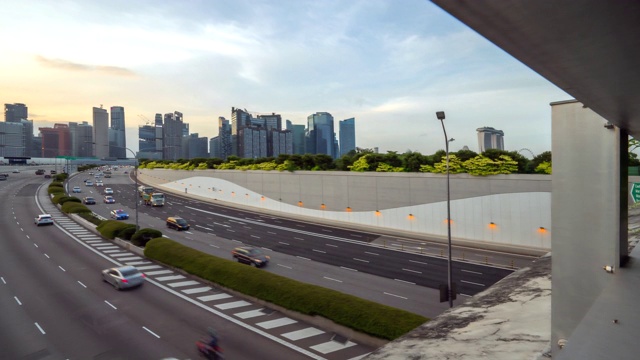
[631,183,640,203]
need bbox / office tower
[258,113,282,130]
[92,107,109,159]
[272,130,293,157]
[339,118,356,156]
[109,106,126,158]
[4,103,28,123]
[306,112,336,158]
[231,107,252,156]
[209,136,220,159]
[69,121,93,157]
[0,121,27,156]
[39,124,72,157]
[155,113,163,125]
[286,120,306,155]
[163,111,183,160]
[138,123,163,160]
[217,117,232,160]
[238,127,268,158]
[476,126,505,152]
[188,133,209,159]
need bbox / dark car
[166,216,190,231]
[102,266,145,290]
[232,247,270,268]
[83,197,96,205]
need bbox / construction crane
[138,114,152,125]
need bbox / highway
[71,168,532,315]
[1,168,372,359]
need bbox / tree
[453,149,478,162]
[535,161,552,174]
[313,154,335,170]
[430,154,465,174]
[335,154,355,171]
[401,151,431,172]
[376,163,404,172]
[463,155,518,176]
[530,151,552,172]
[349,155,370,172]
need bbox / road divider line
[364,251,379,256]
[104,300,117,310]
[409,260,428,265]
[1,277,5,284]
[35,322,46,334]
[340,266,358,272]
[14,296,22,305]
[325,244,338,247]
[313,249,326,254]
[323,277,342,283]
[209,244,219,248]
[461,269,483,275]
[267,231,276,234]
[251,235,260,239]
[461,280,486,287]
[394,279,416,285]
[34,243,38,248]
[294,237,305,241]
[261,247,272,251]
[58,266,66,272]
[353,258,369,263]
[297,256,311,261]
[402,268,422,274]
[279,242,290,245]
[142,326,161,338]
[383,292,408,300]
[77,281,87,288]
[26,235,30,239]
[44,254,49,258]
[277,264,292,269]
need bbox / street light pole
[436,111,454,308]
[123,147,139,231]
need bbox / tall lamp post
[436,111,455,308]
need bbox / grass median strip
[144,237,427,340]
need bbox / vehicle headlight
[255,259,262,263]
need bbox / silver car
[102,266,145,290]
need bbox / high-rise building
[4,103,28,123]
[306,112,337,158]
[272,130,293,157]
[217,117,232,160]
[163,111,183,160]
[188,133,209,159]
[287,120,306,155]
[259,113,282,131]
[109,106,126,158]
[138,122,163,160]
[69,121,93,157]
[209,136,220,159]
[0,121,27,157]
[92,107,109,159]
[231,107,252,156]
[476,126,505,152]
[339,118,356,157]
[39,124,72,158]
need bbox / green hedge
[118,225,138,240]
[145,238,427,340]
[54,173,68,181]
[97,220,135,239]
[77,212,105,226]
[48,186,65,196]
[59,196,81,205]
[131,228,163,247]
[61,202,92,214]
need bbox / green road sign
[631,183,640,203]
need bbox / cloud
[35,56,136,77]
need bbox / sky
[0,0,569,157]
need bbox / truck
[35,169,45,175]
[138,185,154,197]
[142,192,165,207]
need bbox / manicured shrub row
[77,212,105,226]
[97,220,134,239]
[48,185,65,196]
[131,228,163,247]
[145,238,427,340]
[61,201,92,214]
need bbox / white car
[104,188,114,195]
[72,186,82,193]
[86,181,94,186]
[95,181,104,187]
[35,214,54,226]
[12,169,20,173]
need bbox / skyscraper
[217,117,232,160]
[93,107,109,159]
[306,112,337,158]
[69,121,93,157]
[4,103,28,123]
[339,118,356,156]
[163,112,183,161]
[39,124,72,158]
[286,120,306,155]
[476,127,505,152]
[109,106,126,158]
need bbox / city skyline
[0,0,568,156]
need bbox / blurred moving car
[104,195,116,204]
[83,196,96,205]
[166,216,190,231]
[85,181,93,186]
[44,174,51,179]
[95,180,104,187]
[102,266,145,290]
[12,169,20,173]
[232,247,270,267]
[110,209,129,220]
[72,186,82,193]
[104,188,114,195]
[34,214,54,226]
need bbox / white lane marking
[196,225,213,231]
[35,322,46,335]
[297,256,311,261]
[215,300,252,310]
[136,265,161,270]
[267,231,276,235]
[325,244,338,247]
[214,222,229,227]
[256,317,297,329]
[462,269,483,275]
[143,326,161,338]
[322,229,332,232]
[282,327,325,341]
[182,287,212,294]
[44,254,50,258]
[168,280,200,288]
[461,280,486,287]
[77,281,87,288]
[156,275,185,281]
[14,296,22,305]
[311,340,356,354]
[235,309,266,319]
[251,235,260,239]
[313,249,326,254]
[261,247,272,251]
[364,251,379,256]
[105,300,117,310]
[340,266,358,272]
[231,239,242,243]
[34,243,38,248]
[1,277,5,284]
[197,293,232,302]
[209,244,219,248]
[350,234,362,237]
[402,268,422,274]
[279,242,290,245]
[277,264,292,269]
[58,266,66,272]
[144,270,173,276]
[409,260,428,265]
[353,258,369,263]
[227,229,235,232]
[21,228,23,232]
[383,292,408,299]
[26,235,30,239]
[394,279,416,285]
[294,237,305,241]
[323,277,342,283]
